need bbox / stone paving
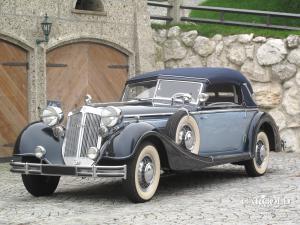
[0,152,299,225]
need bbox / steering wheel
[171,93,194,104]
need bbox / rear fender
[247,112,281,157]
[14,122,64,164]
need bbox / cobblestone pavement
[0,152,299,225]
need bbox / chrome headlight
[41,106,64,127]
[101,106,122,128]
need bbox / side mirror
[84,94,92,105]
[198,93,209,103]
[172,93,193,105]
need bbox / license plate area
[42,165,76,176]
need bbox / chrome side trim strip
[123,112,174,118]
[123,108,259,118]
[192,108,258,115]
[10,161,127,179]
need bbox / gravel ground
[0,152,299,225]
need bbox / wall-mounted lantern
[36,14,52,45]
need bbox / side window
[205,84,242,105]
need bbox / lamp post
[36,14,52,45]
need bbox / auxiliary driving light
[87,147,98,160]
[34,146,46,159]
[99,125,108,137]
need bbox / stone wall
[153,26,300,152]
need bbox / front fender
[98,121,213,171]
[14,122,64,164]
[100,122,157,160]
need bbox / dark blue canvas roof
[127,67,253,93]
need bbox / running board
[210,152,252,166]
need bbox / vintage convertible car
[10,67,281,203]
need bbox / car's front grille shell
[62,107,102,165]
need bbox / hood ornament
[84,94,92,105]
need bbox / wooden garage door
[0,40,28,157]
[46,42,128,114]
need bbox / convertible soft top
[127,67,253,94]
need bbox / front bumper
[10,161,127,179]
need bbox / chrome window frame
[121,75,208,103]
[121,79,157,102]
[153,79,204,106]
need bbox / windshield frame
[122,78,204,106]
[153,79,204,106]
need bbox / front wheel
[244,131,270,177]
[21,157,60,197]
[22,175,60,197]
[123,142,161,203]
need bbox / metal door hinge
[46,63,68,68]
[108,64,129,70]
[0,62,28,69]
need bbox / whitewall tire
[123,142,160,203]
[245,131,270,177]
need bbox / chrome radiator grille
[80,113,102,157]
[63,109,102,161]
[64,112,82,157]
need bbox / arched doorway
[0,40,28,157]
[46,42,128,114]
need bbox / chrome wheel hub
[256,140,266,166]
[138,156,155,190]
[179,125,195,151]
[144,163,154,184]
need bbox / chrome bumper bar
[10,161,127,179]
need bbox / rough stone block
[257,39,287,66]
[193,36,215,57]
[253,82,282,109]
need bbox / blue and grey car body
[11,68,281,178]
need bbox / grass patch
[152,0,300,38]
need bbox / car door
[195,84,255,156]
[196,108,253,156]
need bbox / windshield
[155,80,203,104]
[122,79,203,104]
[122,80,157,101]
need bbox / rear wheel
[244,131,270,177]
[21,158,60,197]
[123,142,160,203]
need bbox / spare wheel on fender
[165,110,200,155]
